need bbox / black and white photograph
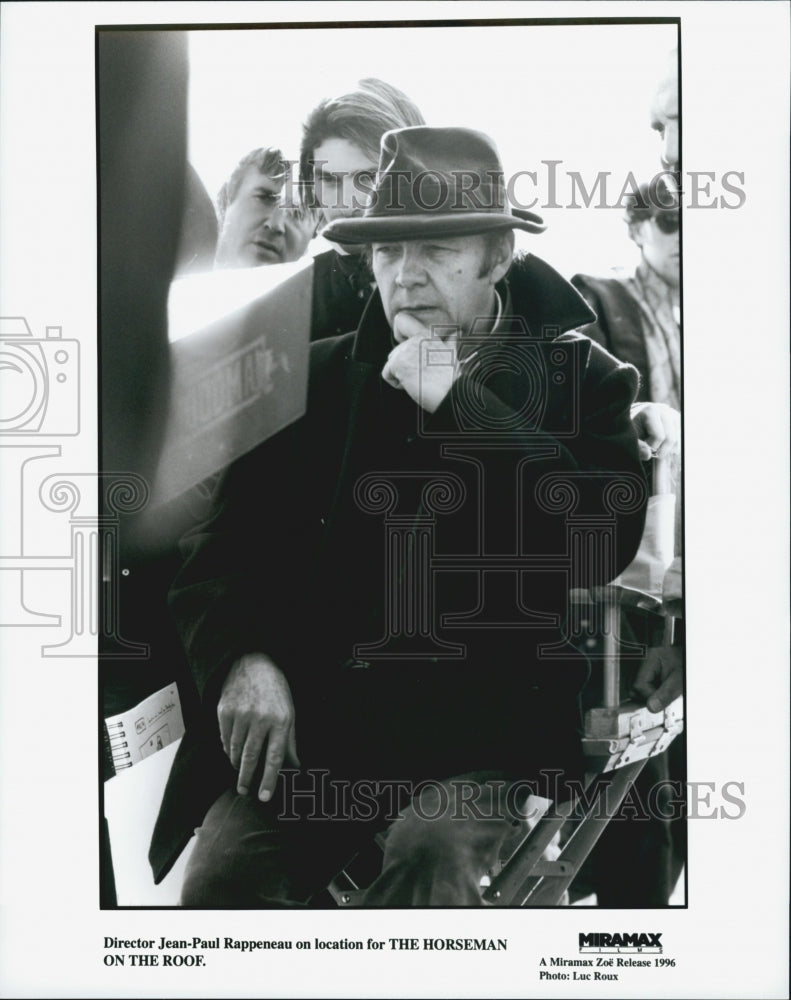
[0,2,788,997]
[98,16,687,913]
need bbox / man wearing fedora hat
[152,126,648,906]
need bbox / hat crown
[322,125,546,244]
[370,126,507,218]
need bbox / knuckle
[267,707,292,726]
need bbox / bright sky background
[187,22,677,278]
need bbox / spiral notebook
[102,683,185,779]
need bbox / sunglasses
[653,210,680,234]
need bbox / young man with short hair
[214,146,317,269]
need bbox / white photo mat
[0,2,788,997]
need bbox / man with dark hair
[572,178,680,410]
[151,125,648,907]
[213,146,317,269]
[298,79,426,340]
[300,77,426,225]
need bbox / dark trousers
[180,772,542,907]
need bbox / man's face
[313,137,378,227]
[372,234,505,342]
[636,217,680,289]
[214,167,314,269]
[650,62,679,173]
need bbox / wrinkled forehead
[313,137,379,174]
[370,233,494,252]
[237,166,314,218]
[238,166,285,196]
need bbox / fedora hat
[323,126,545,245]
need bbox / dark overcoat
[149,252,647,883]
[310,248,372,340]
[570,273,652,402]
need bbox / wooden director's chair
[327,458,683,907]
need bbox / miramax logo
[579,932,662,953]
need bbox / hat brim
[323,210,546,246]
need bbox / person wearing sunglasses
[572,178,680,412]
[570,176,682,908]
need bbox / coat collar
[506,252,596,335]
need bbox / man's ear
[489,230,515,284]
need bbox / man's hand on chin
[381,312,459,413]
[217,653,300,802]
